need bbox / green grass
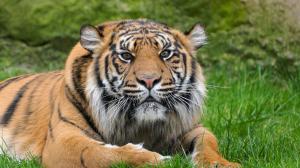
[0,154,40,168]
[0,1,299,167]
[204,65,300,167]
[0,64,299,168]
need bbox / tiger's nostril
[137,75,161,89]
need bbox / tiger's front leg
[42,118,165,168]
[182,126,240,167]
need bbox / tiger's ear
[185,23,207,49]
[80,25,102,52]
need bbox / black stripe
[189,58,197,84]
[181,92,191,111]
[124,36,134,43]
[157,88,173,92]
[25,74,59,122]
[182,53,187,82]
[57,104,92,136]
[65,86,105,141]
[101,90,116,112]
[105,56,110,81]
[48,119,54,140]
[65,86,92,126]
[57,104,104,142]
[80,147,89,168]
[186,136,199,154]
[0,76,38,125]
[109,33,115,46]
[123,90,142,94]
[112,57,125,75]
[124,84,137,88]
[161,82,173,86]
[149,30,172,35]
[72,54,92,101]
[0,75,30,92]
[119,29,132,37]
[58,105,82,129]
[119,40,126,50]
[173,71,182,83]
[110,43,116,51]
[156,34,167,46]
[48,74,64,140]
[126,39,131,48]
[174,40,183,49]
[124,103,137,122]
[12,74,49,137]
[94,56,104,88]
[116,20,128,29]
[105,56,118,93]
[97,25,104,38]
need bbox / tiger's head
[75,19,206,144]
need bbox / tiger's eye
[160,50,172,59]
[119,52,133,62]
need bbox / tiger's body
[0,19,239,167]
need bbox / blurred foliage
[0,1,299,167]
[0,0,299,74]
[0,0,246,44]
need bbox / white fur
[189,25,207,49]
[160,155,172,161]
[191,151,199,161]
[127,143,144,150]
[104,143,145,150]
[134,102,167,123]
[86,74,115,140]
[191,151,199,168]
[80,26,101,51]
[104,144,119,148]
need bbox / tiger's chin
[134,102,168,123]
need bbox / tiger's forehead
[114,20,171,34]
[110,20,176,50]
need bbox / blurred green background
[0,0,300,167]
[0,0,299,78]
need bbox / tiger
[0,19,240,168]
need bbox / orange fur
[0,19,239,168]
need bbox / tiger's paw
[192,152,240,168]
[117,143,171,166]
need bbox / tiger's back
[0,72,64,157]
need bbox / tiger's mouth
[136,95,172,110]
[133,96,168,122]
[140,96,160,104]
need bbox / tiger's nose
[137,75,161,89]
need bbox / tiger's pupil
[160,50,171,59]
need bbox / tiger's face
[81,20,206,129]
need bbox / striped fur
[0,19,239,168]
